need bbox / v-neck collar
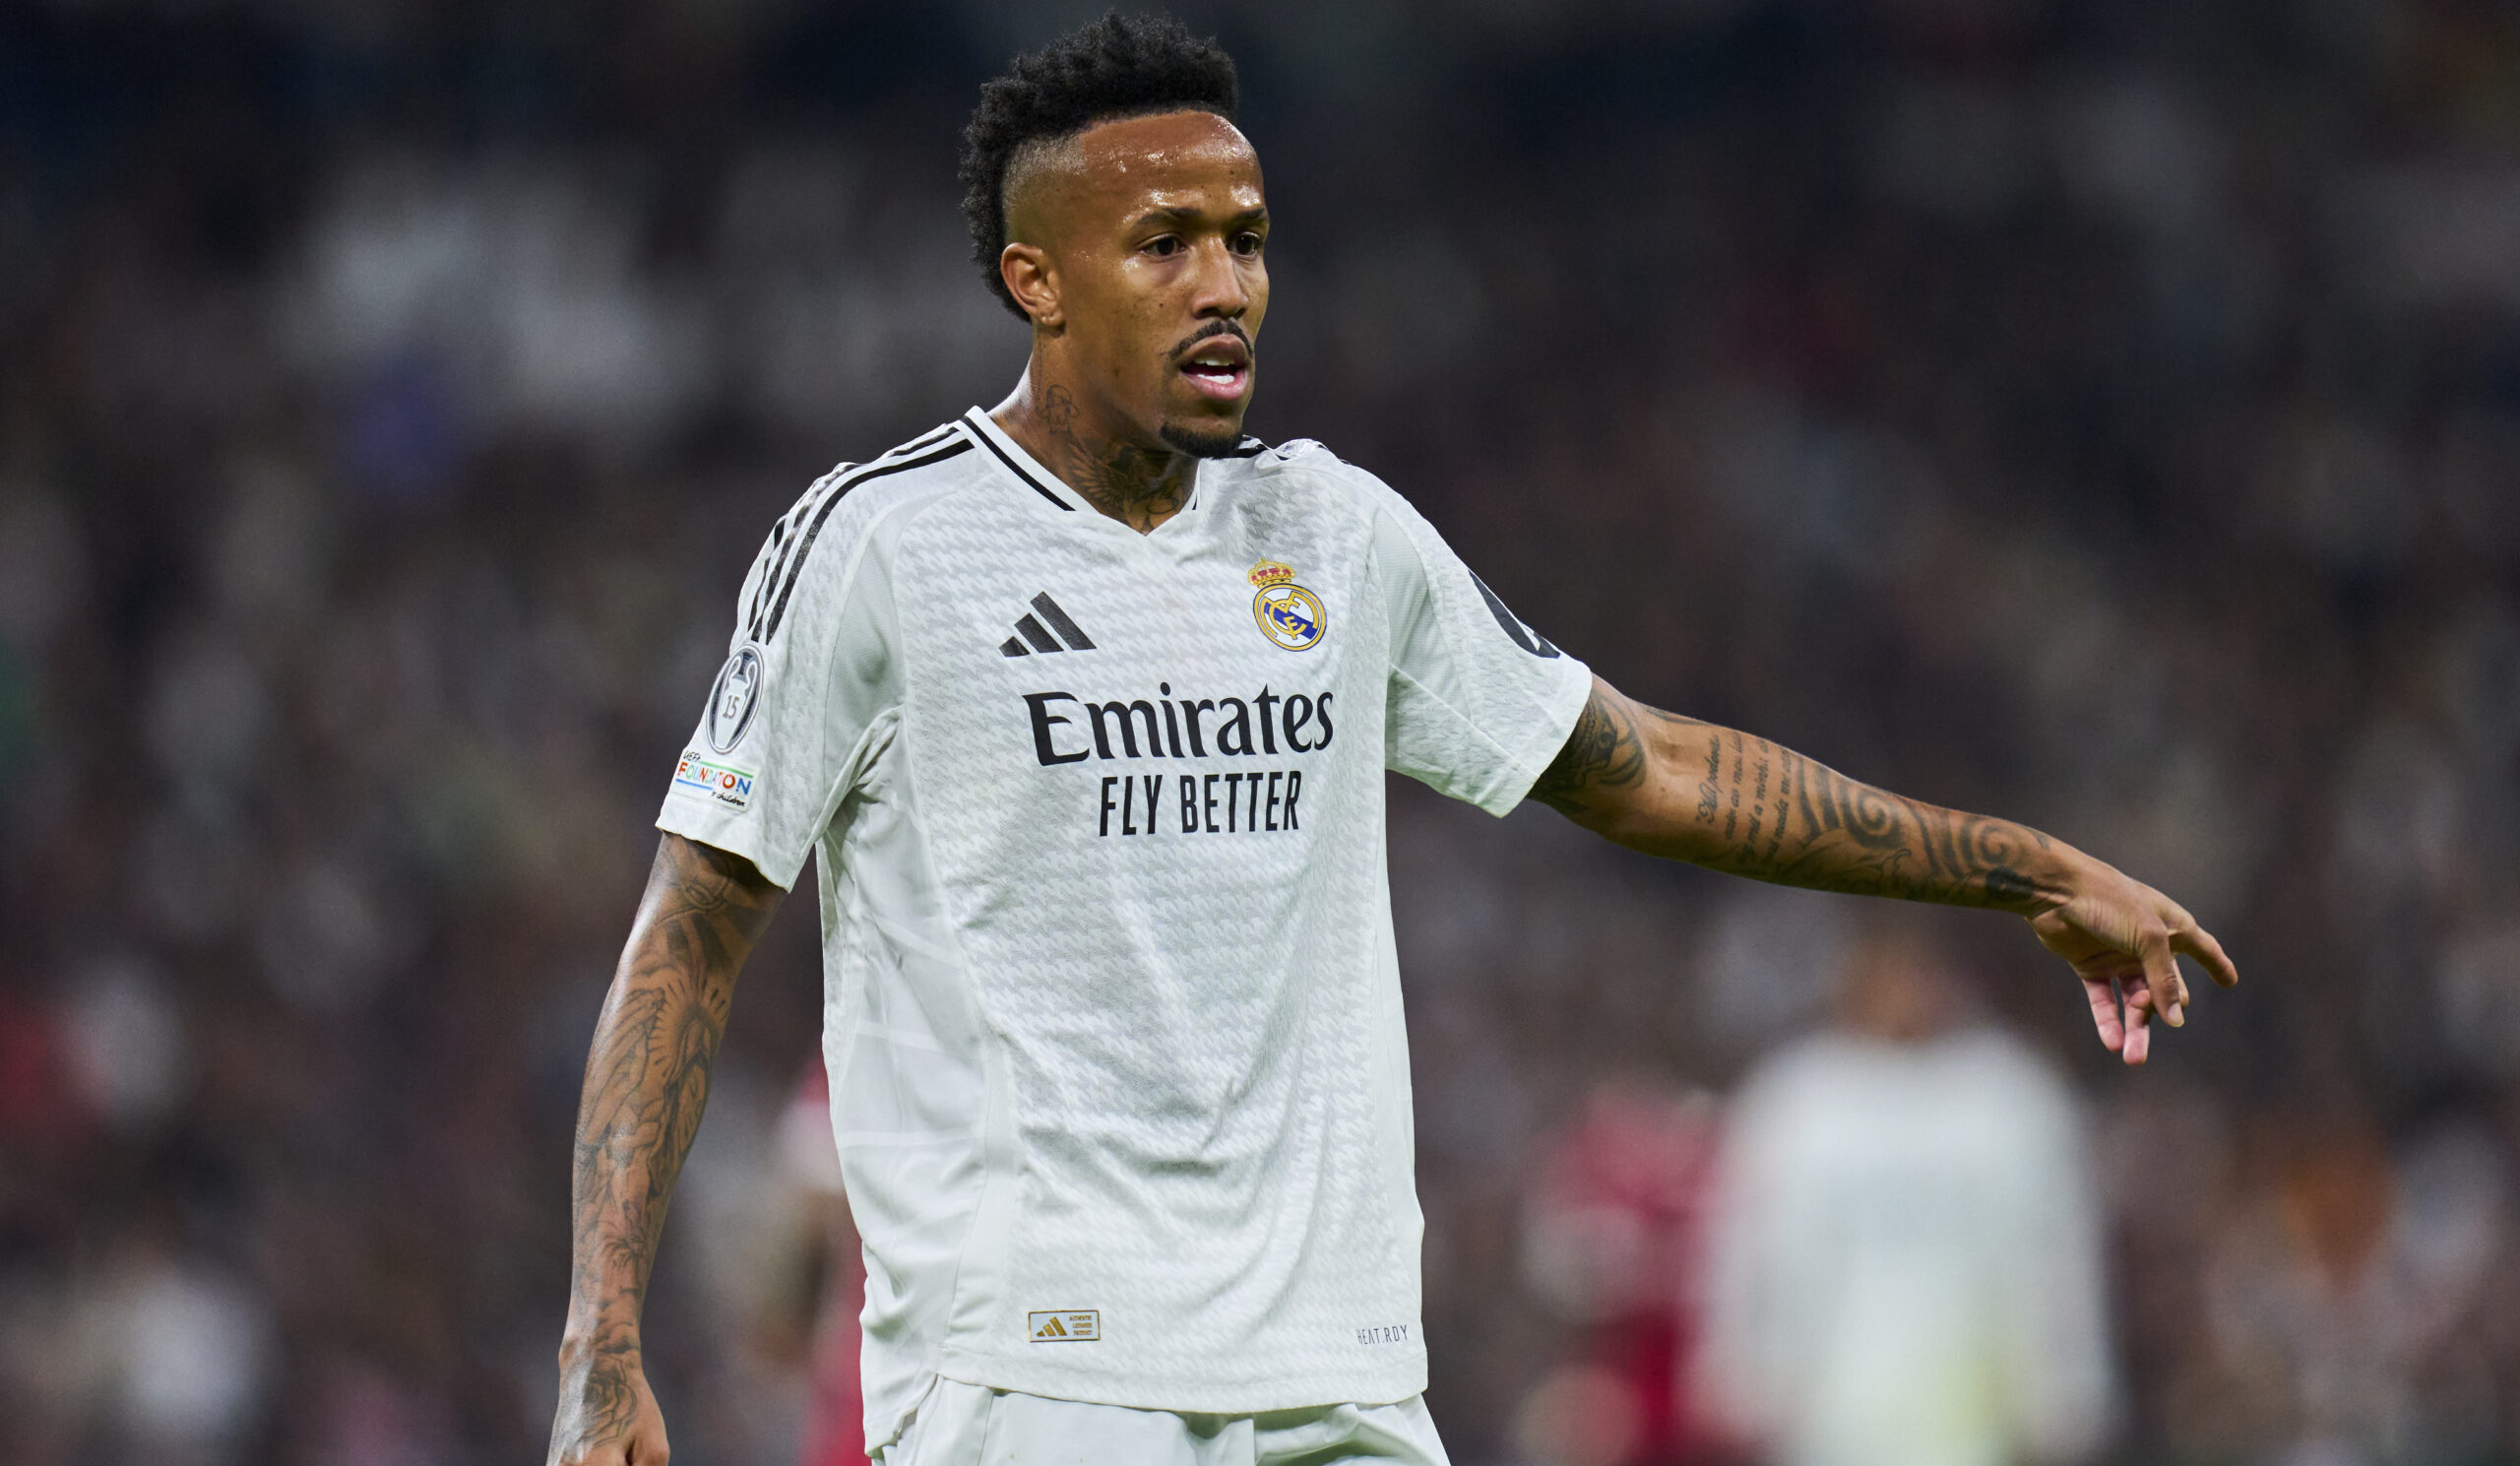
[961,407,1209,536]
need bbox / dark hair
[958,12,1240,320]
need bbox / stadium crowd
[1,1,2516,1463]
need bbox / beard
[1160,420,1243,458]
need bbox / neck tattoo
[1040,385,1194,533]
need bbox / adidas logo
[1000,593,1098,657]
[1027,1308,1100,1342]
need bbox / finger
[2173,922,2240,989]
[2135,928,2185,1028]
[2084,975,2124,1052]
[2120,979,2153,1065]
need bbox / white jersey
[658,408,1590,1451]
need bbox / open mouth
[1177,334,1252,402]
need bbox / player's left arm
[1529,674,2238,1064]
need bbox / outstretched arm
[1529,675,2237,1063]
[549,833,784,1466]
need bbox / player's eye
[1232,232,1264,257]
[1145,235,1183,257]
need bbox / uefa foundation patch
[672,750,756,811]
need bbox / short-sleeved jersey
[659,408,1591,1452]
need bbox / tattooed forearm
[1536,677,2066,912]
[557,835,780,1402]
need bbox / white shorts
[876,1378,1453,1466]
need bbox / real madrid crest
[1249,559,1326,652]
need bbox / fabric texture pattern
[658,412,1592,1451]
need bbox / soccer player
[546,16,2238,1466]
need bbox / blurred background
[2,0,2517,1462]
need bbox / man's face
[1005,109,1269,454]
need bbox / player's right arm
[548,832,784,1466]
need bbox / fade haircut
[959,12,1240,320]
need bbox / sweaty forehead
[1005,110,1262,239]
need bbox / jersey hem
[1495,655,1596,813]
[656,801,800,891]
[928,1351,1430,1419]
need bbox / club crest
[1253,572,1327,651]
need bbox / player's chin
[1158,404,1250,458]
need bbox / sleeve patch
[705,645,767,752]
[671,750,757,811]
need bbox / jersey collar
[961,407,1216,529]
[962,408,1093,516]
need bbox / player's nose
[1187,236,1250,318]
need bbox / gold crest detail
[1247,559,1295,589]
[1254,583,1327,651]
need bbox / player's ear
[1001,242,1060,331]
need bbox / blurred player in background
[546,15,2236,1466]
[1516,1079,1737,1466]
[1698,913,2113,1466]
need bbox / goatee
[1161,422,1242,459]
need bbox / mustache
[1166,320,1253,363]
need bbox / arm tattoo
[1530,688,1648,814]
[554,834,779,1447]
[1537,681,2057,911]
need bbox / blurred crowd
[1,1,2515,1463]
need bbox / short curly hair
[959,12,1240,320]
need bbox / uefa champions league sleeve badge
[1249,560,1326,651]
[707,644,765,752]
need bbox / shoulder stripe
[760,437,975,643]
[744,516,793,634]
[969,425,1073,510]
[894,421,962,457]
[783,425,960,543]
[750,471,849,638]
[743,422,969,641]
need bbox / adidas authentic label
[1028,1308,1100,1342]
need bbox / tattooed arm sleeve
[550,833,783,1462]
[1527,675,2239,1063]
[1528,674,2074,912]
